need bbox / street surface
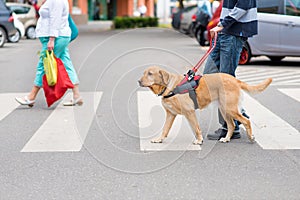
[0,27,300,199]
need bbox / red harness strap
[177,33,218,86]
[163,33,218,109]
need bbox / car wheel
[8,29,21,43]
[268,56,285,62]
[239,43,251,65]
[26,26,36,39]
[0,27,7,48]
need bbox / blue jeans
[203,33,246,130]
[203,33,246,76]
[34,37,79,87]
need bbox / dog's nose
[138,80,143,87]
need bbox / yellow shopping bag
[43,50,57,86]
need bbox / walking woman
[15,0,83,107]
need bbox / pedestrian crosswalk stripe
[240,71,296,82]
[0,93,27,122]
[237,70,277,79]
[272,74,300,83]
[6,88,299,152]
[276,79,300,85]
[236,67,300,86]
[237,69,269,76]
[278,88,300,103]
[137,91,201,151]
[21,92,102,152]
[243,92,300,149]
[138,90,300,151]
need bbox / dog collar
[163,92,176,98]
[157,87,167,96]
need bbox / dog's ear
[159,69,169,85]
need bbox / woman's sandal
[63,97,83,106]
[15,96,35,107]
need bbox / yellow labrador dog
[138,66,272,144]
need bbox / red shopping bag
[43,57,74,107]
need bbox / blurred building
[6,0,155,24]
[72,0,155,23]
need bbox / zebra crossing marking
[21,92,102,152]
[236,67,300,85]
[2,87,298,152]
[237,69,272,78]
[243,92,300,149]
[239,71,296,82]
[0,93,27,121]
[138,90,300,150]
[137,91,201,151]
[278,88,300,103]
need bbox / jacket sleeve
[221,0,254,29]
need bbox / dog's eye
[148,72,153,76]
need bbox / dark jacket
[220,0,258,38]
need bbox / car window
[8,5,30,14]
[285,0,300,16]
[184,5,197,12]
[257,0,281,14]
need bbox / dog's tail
[239,78,272,94]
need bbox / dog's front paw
[151,137,164,143]
[193,139,203,145]
[219,137,230,143]
[248,135,255,143]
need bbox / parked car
[0,0,17,47]
[179,5,198,34]
[8,12,25,43]
[240,0,300,64]
[6,2,37,39]
[192,1,220,45]
[171,7,181,30]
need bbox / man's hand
[210,26,223,39]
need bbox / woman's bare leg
[28,86,40,101]
[72,84,81,100]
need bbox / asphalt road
[0,28,300,200]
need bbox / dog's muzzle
[138,80,144,87]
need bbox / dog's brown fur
[139,66,272,144]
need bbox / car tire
[239,43,251,65]
[268,56,285,62]
[26,26,36,39]
[0,27,7,48]
[8,29,21,43]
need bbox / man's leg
[207,34,245,140]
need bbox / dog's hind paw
[193,139,203,145]
[219,137,230,143]
[151,137,164,143]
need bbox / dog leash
[162,32,219,110]
[193,32,218,72]
[181,32,218,83]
